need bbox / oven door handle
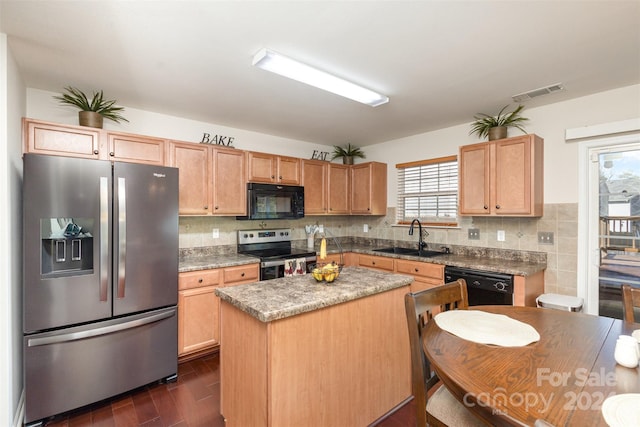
[261,259,287,268]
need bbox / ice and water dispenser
[41,218,94,277]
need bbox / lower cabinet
[358,254,395,272]
[178,263,259,360]
[395,259,444,292]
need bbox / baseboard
[13,389,24,427]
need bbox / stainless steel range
[238,228,317,280]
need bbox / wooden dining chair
[621,284,640,322]
[404,279,486,427]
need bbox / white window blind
[396,156,458,225]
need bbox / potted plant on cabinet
[331,143,366,165]
[469,104,529,141]
[54,86,129,129]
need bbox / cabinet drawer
[224,264,259,285]
[358,254,394,272]
[396,259,444,281]
[179,269,221,290]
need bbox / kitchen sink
[372,247,446,258]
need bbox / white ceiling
[1,1,639,146]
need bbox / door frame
[577,132,640,314]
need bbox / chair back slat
[404,279,469,427]
[622,284,640,322]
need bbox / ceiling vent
[512,83,564,102]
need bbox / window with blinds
[396,156,458,226]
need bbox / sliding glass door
[584,140,640,318]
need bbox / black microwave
[237,183,305,220]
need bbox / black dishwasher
[444,266,514,306]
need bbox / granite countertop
[179,242,547,277]
[215,266,414,322]
[179,253,259,273]
[348,246,546,276]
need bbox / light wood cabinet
[357,254,394,272]
[301,159,328,215]
[169,141,211,215]
[169,143,246,216]
[23,118,167,165]
[222,263,260,286]
[395,259,444,292]
[350,162,387,215]
[178,270,222,357]
[459,134,543,216]
[212,147,247,215]
[327,163,350,214]
[23,118,102,159]
[106,132,165,165]
[178,263,259,360]
[247,151,301,185]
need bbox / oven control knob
[472,280,481,286]
[494,282,507,291]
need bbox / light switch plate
[363,224,369,232]
[497,230,505,241]
[212,228,219,239]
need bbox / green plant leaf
[53,86,129,123]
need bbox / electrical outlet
[363,224,369,232]
[538,231,554,244]
[318,224,324,233]
[212,228,219,239]
[497,230,505,242]
[468,228,480,240]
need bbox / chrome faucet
[408,218,428,252]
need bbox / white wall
[365,84,640,205]
[0,33,26,427]
[27,85,640,207]
[27,88,326,160]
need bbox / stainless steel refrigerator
[22,153,179,426]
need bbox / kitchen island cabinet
[216,267,413,427]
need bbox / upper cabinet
[459,134,544,217]
[211,147,246,215]
[301,159,328,215]
[247,151,301,185]
[23,118,166,165]
[350,162,387,215]
[23,118,102,160]
[168,141,211,215]
[327,163,350,215]
[106,132,165,165]
[168,142,246,216]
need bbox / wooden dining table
[423,305,640,427]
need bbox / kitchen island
[215,266,414,427]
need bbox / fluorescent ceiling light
[252,48,389,107]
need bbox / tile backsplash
[179,203,578,296]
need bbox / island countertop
[215,266,414,322]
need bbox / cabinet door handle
[198,278,203,283]
[110,152,115,156]
[241,272,245,277]
[93,149,99,155]
[204,206,208,210]
[414,268,419,272]
[484,205,488,210]
[215,206,219,210]
[496,205,501,209]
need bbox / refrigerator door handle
[117,177,127,298]
[100,177,109,302]
[27,308,176,347]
